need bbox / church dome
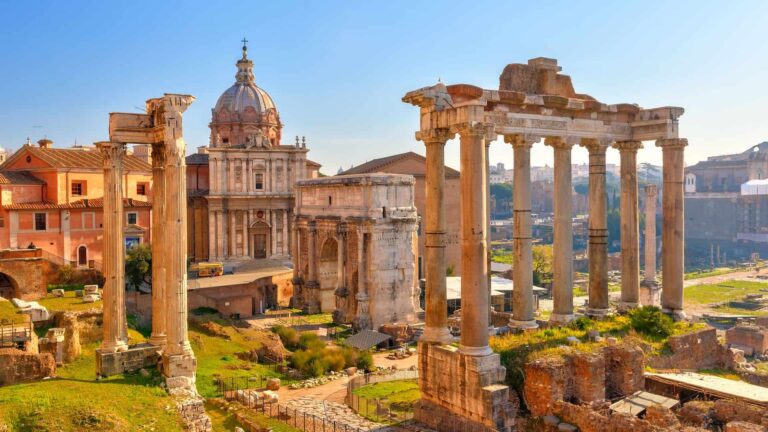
[213,43,277,115]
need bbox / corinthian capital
[415,128,455,145]
[544,136,577,150]
[504,134,540,149]
[579,138,612,154]
[96,141,126,169]
[451,122,495,140]
[656,138,688,149]
[613,140,643,152]
[151,142,166,168]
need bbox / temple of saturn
[403,57,686,431]
[96,94,199,394]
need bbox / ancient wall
[54,309,102,362]
[726,324,768,356]
[0,348,56,386]
[0,253,48,301]
[649,327,726,370]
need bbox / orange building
[0,139,153,269]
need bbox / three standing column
[454,122,492,356]
[418,128,454,344]
[546,137,575,324]
[97,141,128,353]
[582,139,611,317]
[149,142,167,347]
[615,141,643,310]
[506,134,538,329]
[657,138,688,319]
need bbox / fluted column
[208,210,217,261]
[506,134,539,329]
[270,211,277,257]
[353,224,371,330]
[161,95,196,369]
[210,157,217,194]
[657,138,687,319]
[581,139,611,317]
[417,128,454,344]
[453,122,493,356]
[644,184,658,284]
[615,140,643,310]
[485,140,493,326]
[546,137,575,325]
[97,141,128,353]
[149,142,167,347]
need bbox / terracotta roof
[339,152,460,177]
[306,159,322,168]
[186,153,209,165]
[3,198,152,210]
[8,146,151,172]
[0,171,45,185]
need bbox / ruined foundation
[415,342,515,432]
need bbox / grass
[274,313,334,327]
[352,379,420,424]
[755,362,768,374]
[699,368,744,381]
[38,291,103,312]
[684,280,768,305]
[353,379,419,400]
[684,267,739,280]
[0,329,182,432]
[0,299,27,323]
[190,317,293,398]
[206,400,300,432]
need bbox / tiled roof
[3,198,152,210]
[306,159,322,168]
[339,151,460,177]
[10,146,151,171]
[186,153,209,165]
[0,171,45,185]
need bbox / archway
[0,273,19,300]
[249,221,270,259]
[77,245,88,267]
[319,237,338,312]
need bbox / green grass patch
[0,299,26,323]
[38,291,102,312]
[699,368,744,381]
[353,379,420,424]
[685,280,768,305]
[353,379,419,400]
[206,400,300,432]
[684,267,738,280]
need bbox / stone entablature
[293,174,419,329]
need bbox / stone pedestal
[96,343,160,377]
[415,342,514,432]
[615,141,642,311]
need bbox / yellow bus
[189,262,224,277]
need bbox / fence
[0,320,33,349]
[346,370,420,424]
[222,375,371,432]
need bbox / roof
[186,153,209,165]
[306,159,322,168]
[6,146,151,172]
[3,197,152,210]
[0,171,45,185]
[340,152,460,177]
[646,372,768,407]
[444,276,546,300]
[343,330,391,350]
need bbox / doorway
[250,221,270,259]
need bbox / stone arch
[0,257,46,301]
[249,220,271,259]
[0,272,19,300]
[319,237,338,312]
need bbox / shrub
[56,265,76,285]
[356,350,374,372]
[572,316,594,331]
[628,306,674,339]
[299,332,324,351]
[273,325,300,350]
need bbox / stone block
[96,343,160,377]
[51,289,65,297]
[74,290,83,297]
[82,294,100,303]
[83,285,99,294]
[0,348,56,385]
[604,343,645,398]
[524,357,569,416]
[725,421,766,432]
[570,351,605,404]
[266,378,280,390]
[557,423,578,432]
[727,325,768,356]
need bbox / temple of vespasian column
[95,93,199,395]
[403,57,686,431]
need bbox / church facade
[186,43,320,262]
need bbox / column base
[509,319,539,330]
[148,334,167,349]
[585,308,612,319]
[549,313,575,325]
[99,340,129,354]
[459,344,493,357]
[618,301,639,312]
[421,326,454,344]
[662,308,687,321]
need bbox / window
[77,245,87,266]
[127,212,138,225]
[71,182,84,196]
[255,173,264,190]
[136,183,147,196]
[34,213,47,231]
[0,216,4,228]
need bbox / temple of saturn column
[403,57,686,431]
[96,94,199,394]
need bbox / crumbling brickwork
[54,309,102,362]
[649,328,726,370]
[0,348,55,385]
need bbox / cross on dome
[241,37,249,59]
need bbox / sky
[1,1,767,173]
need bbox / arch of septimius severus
[403,57,686,431]
[95,94,199,394]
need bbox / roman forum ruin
[292,173,420,329]
[96,94,199,394]
[403,57,686,431]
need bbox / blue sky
[1,1,767,172]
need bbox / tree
[490,183,513,202]
[125,243,152,290]
[532,245,553,285]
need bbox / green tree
[490,183,513,202]
[125,243,152,290]
[532,245,553,285]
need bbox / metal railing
[346,370,420,424]
[0,320,33,349]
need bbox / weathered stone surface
[645,404,681,429]
[524,357,569,416]
[266,378,280,391]
[0,348,55,385]
[38,327,65,365]
[54,309,102,362]
[713,399,765,425]
[679,400,713,426]
[51,289,65,297]
[571,351,605,403]
[724,421,767,432]
[726,324,768,356]
[176,394,212,432]
[604,342,645,398]
[96,343,160,377]
[649,327,726,370]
